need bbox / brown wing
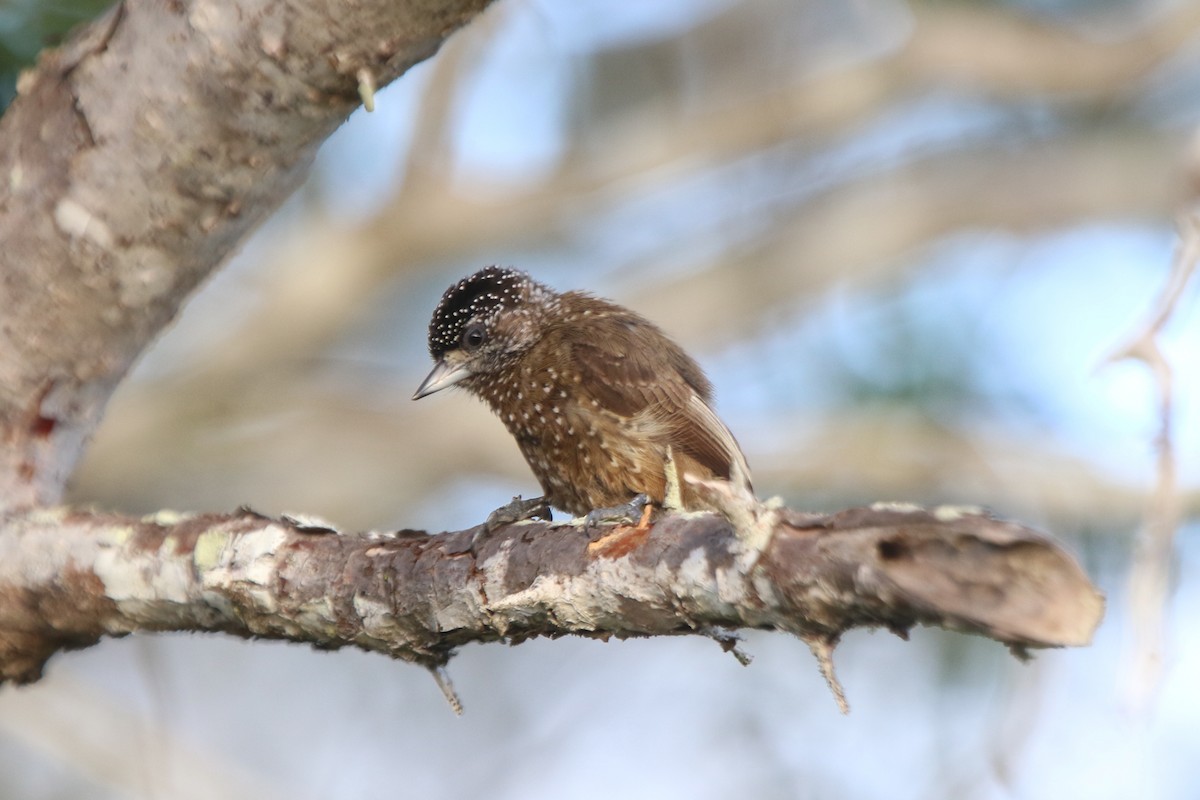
[562,305,750,487]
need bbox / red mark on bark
[31,413,56,438]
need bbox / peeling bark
[0,502,1104,708]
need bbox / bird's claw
[465,496,552,556]
[485,495,552,533]
[585,494,655,558]
[585,493,651,528]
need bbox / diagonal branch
[0,501,1104,711]
[0,0,494,508]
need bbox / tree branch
[0,0,493,508]
[0,500,1104,710]
[1107,209,1200,709]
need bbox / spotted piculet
[413,266,752,517]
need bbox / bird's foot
[463,496,552,556]
[485,495,553,533]
[584,493,651,528]
[586,494,655,558]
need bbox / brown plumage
[413,266,751,517]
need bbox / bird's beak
[412,358,472,400]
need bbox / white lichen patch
[26,506,70,526]
[712,563,754,610]
[95,538,192,607]
[478,540,515,599]
[240,584,279,613]
[142,509,193,526]
[588,558,666,611]
[869,501,924,514]
[588,556,646,594]
[280,511,338,531]
[193,529,231,573]
[195,589,235,620]
[229,526,287,580]
[54,198,115,248]
[933,504,985,522]
[487,573,602,629]
[749,571,780,608]
[298,596,334,620]
[354,594,394,637]
[199,525,288,613]
[187,1,235,39]
[655,548,742,619]
[675,547,713,591]
[668,547,743,614]
[108,525,134,548]
[434,589,487,633]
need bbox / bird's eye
[462,324,487,351]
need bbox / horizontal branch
[0,499,1103,709]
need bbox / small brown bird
[413,267,751,519]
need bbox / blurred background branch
[1108,208,1198,710]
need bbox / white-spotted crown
[427,266,551,359]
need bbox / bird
[413,266,752,522]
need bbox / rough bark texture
[0,501,1104,703]
[0,0,493,508]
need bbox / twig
[1105,209,1200,710]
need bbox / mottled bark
[0,0,493,508]
[0,501,1103,709]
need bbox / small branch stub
[430,666,464,715]
[358,68,377,112]
[804,633,848,714]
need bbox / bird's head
[413,266,557,400]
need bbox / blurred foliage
[0,0,112,110]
